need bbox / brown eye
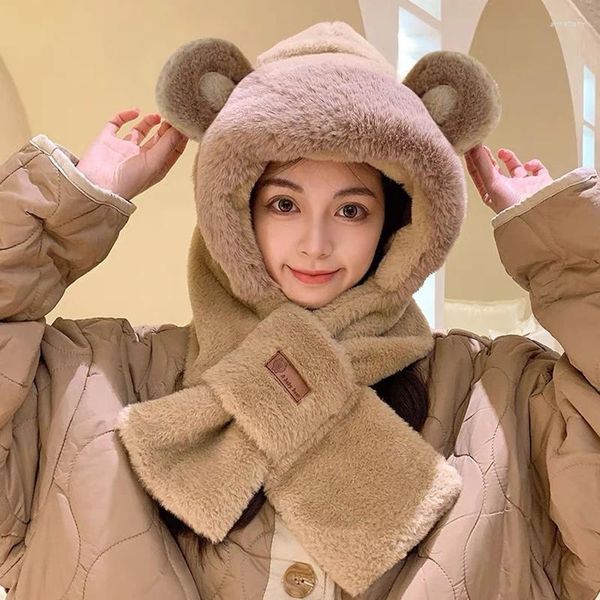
[338,204,368,220]
[267,198,368,220]
[269,197,296,213]
[341,205,358,219]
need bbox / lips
[288,266,339,284]
[290,267,338,275]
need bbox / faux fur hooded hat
[158,20,502,375]
[116,21,502,596]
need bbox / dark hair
[159,171,430,564]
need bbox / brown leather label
[265,350,310,403]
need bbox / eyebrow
[257,177,380,201]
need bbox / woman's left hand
[464,145,554,214]
[77,108,189,201]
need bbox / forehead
[259,158,382,183]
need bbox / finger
[146,127,188,173]
[465,146,493,200]
[498,148,528,177]
[523,159,550,177]
[469,165,493,205]
[156,137,188,177]
[468,145,499,186]
[141,120,172,151]
[464,149,488,198]
[123,113,162,144]
[105,108,141,135]
[464,150,485,196]
[482,145,500,170]
[146,131,189,187]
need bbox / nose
[297,220,333,259]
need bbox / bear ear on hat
[402,50,502,155]
[155,38,253,143]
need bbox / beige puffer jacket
[0,133,598,600]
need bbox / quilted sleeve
[0,133,136,322]
[493,167,600,599]
[492,166,599,391]
[0,320,46,589]
[529,357,600,600]
[0,135,136,587]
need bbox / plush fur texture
[403,49,503,155]
[115,20,502,596]
[116,302,462,595]
[116,393,269,543]
[155,37,253,143]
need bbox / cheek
[253,219,288,265]
[343,222,382,262]
[344,241,376,269]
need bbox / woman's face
[251,158,385,309]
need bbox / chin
[279,289,320,308]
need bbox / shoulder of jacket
[432,328,557,379]
[44,317,190,354]
[43,318,191,398]
[432,327,493,355]
[434,327,559,354]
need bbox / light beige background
[0,0,597,331]
[0,0,364,329]
[444,0,598,302]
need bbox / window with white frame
[397,1,443,328]
[407,0,441,20]
[398,7,442,78]
[582,65,595,168]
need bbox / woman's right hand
[76,108,189,200]
[464,144,553,214]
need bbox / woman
[0,21,597,600]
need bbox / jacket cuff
[200,303,360,463]
[263,387,463,597]
[492,167,598,298]
[30,134,137,217]
[491,167,596,229]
